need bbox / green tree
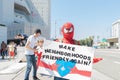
[79,36,94,47]
[80,39,86,45]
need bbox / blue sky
[51,0,120,40]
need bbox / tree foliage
[80,36,94,47]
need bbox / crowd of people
[0,41,17,60]
[0,33,28,60]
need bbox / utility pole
[55,20,57,39]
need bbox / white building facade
[0,0,51,40]
[107,19,120,48]
[112,20,120,38]
[0,25,7,47]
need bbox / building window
[9,31,12,36]
[13,31,15,36]
[19,29,23,33]
[20,16,22,18]
[16,30,18,35]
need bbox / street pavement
[93,49,120,80]
[0,47,119,80]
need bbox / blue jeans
[1,50,7,59]
[24,55,37,80]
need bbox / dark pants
[1,50,7,59]
[54,77,69,80]
[24,55,37,80]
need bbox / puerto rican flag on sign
[37,40,94,80]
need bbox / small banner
[38,40,94,80]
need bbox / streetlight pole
[55,20,57,39]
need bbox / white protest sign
[37,40,94,80]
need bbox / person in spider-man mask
[54,22,102,80]
[56,22,80,44]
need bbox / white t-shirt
[25,35,46,55]
[25,35,39,55]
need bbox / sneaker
[33,76,40,80]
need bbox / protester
[24,29,41,80]
[1,41,7,59]
[15,33,28,46]
[8,41,15,60]
[35,39,44,68]
[54,22,102,80]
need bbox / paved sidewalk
[12,64,114,80]
[0,59,114,80]
[0,58,18,80]
[13,67,53,80]
[0,58,13,70]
